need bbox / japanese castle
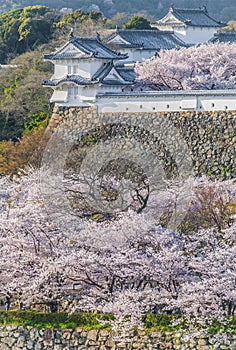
[43,7,236,112]
[43,32,134,106]
[154,6,225,44]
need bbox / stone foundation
[0,326,235,349]
[47,107,236,179]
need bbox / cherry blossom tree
[135,43,236,90]
[0,167,236,343]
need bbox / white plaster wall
[98,85,123,93]
[174,26,217,44]
[133,50,157,62]
[50,83,236,111]
[53,59,106,79]
[199,96,235,111]
[54,61,68,78]
[116,48,156,62]
[76,59,106,78]
[52,85,97,106]
[96,93,236,113]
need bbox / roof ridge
[92,61,113,80]
[119,29,160,32]
[218,31,236,34]
[72,36,97,40]
[116,29,175,36]
[173,8,206,12]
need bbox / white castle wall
[52,59,106,80]
[173,26,217,44]
[51,89,236,112]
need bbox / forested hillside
[1,0,236,21]
[0,6,54,63]
[0,5,109,146]
[0,5,109,63]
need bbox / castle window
[74,86,78,95]
[68,65,78,75]
[68,86,78,97]
[211,103,215,108]
[166,104,169,109]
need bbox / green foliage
[144,314,183,331]
[0,311,113,329]
[3,76,20,98]
[208,318,236,335]
[122,15,151,30]
[0,311,235,334]
[0,50,53,141]
[55,9,107,30]
[0,6,52,63]
[55,9,86,28]
[83,130,101,145]
[21,5,50,18]
[144,314,236,334]
[24,111,50,132]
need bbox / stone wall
[48,106,236,179]
[0,325,235,349]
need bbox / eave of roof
[157,7,225,28]
[43,75,98,87]
[43,72,133,87]
[43,35,128,61]
[210,32,236,43]
[106,29,188,50]
[92,61,114,80]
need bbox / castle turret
[43,34,133,106]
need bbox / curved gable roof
[107,29,188,50]
[158,7,225,28]
[44,35,128,61]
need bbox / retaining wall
[0,325,235,349]
[48,107,236,179]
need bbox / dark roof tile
[116,65,137,82]
[106,29,188,50]
[158,7,225,28]
[210,32,236,43]
[43,75,98,86]
[44,36,128,61]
